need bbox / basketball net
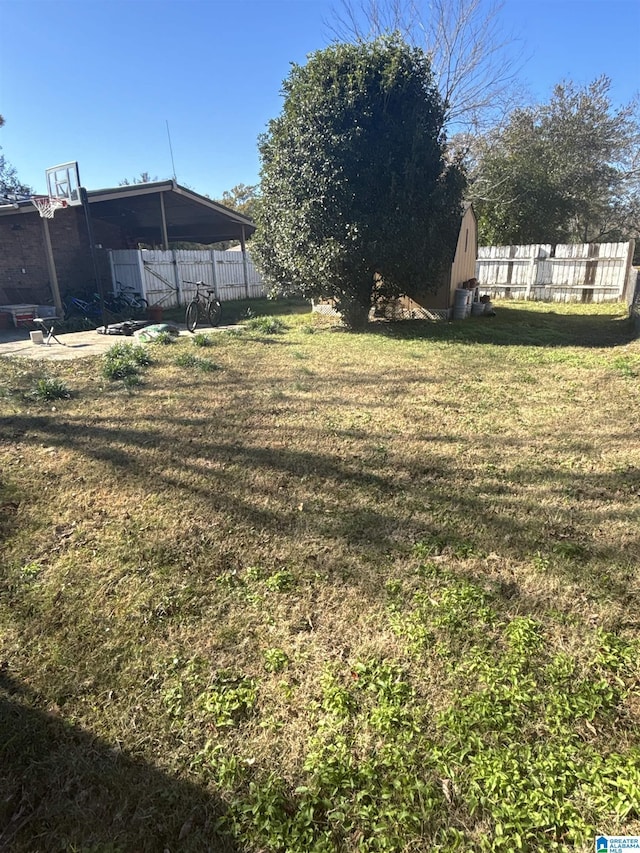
[32,195,68,219]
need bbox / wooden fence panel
[140,251,181,307]
[108,248,267,308]
[477,242,633,302]
[212,251,265,301]
[108,249,143,296]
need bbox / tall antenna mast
[166,120,177,181]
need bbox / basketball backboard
[45,161,82,205]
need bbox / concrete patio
[0,326,130,360]
[0,323,242,361]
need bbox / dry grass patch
[1,302,639,851]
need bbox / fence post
[524,247,537,299]
[137,251,147,301]
[159,192,169,250]
[108,250,117,298]
[210,248,220,300]
[240,226,250,299]
[622,239,636,302]
[172,250,181,306]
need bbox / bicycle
[63,294,104,329]
[184,280,222,332]
[113,282,149,316]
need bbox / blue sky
[0,0,638,200]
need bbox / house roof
[0,180,255,245]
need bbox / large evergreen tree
[252,37,465,329]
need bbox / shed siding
[408,204,478,315]
[449,206,478,302]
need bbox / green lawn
[1,301,639,852]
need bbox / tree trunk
[337,298,370,330]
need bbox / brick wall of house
[0,213,50,303]
[0,206,127,305]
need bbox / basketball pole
[40,216,64,316]
[79,186,107,327]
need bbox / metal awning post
[159,192,169,250]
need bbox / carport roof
[87,180,256,245]
[0,180,256,246]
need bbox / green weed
[104,341,151,365]
[102,341,151,381]
[198,672,257,727]
[152,331,175,345]
[174,351,198,368]
[263,648,289,673]
[102,358,139,380]
[244,316,288,334]
[264,569,296,592]
[27,375,71,402]
[611,356,639,377]
[192,332,214,347]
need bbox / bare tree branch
[326,0,525,133]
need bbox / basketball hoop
[32,195,68,219]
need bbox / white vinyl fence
[108,248,267,308]
[476,241,635,303]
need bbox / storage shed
[313,203,478,321]
[393,203,478,320]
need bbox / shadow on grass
[162,297,312,327]
[0,671,237,852]
[364,306,636,348]
[1,410,638,609]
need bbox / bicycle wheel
[185,300,199,332]
[129,297,148,318]
[207,299,222,327]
